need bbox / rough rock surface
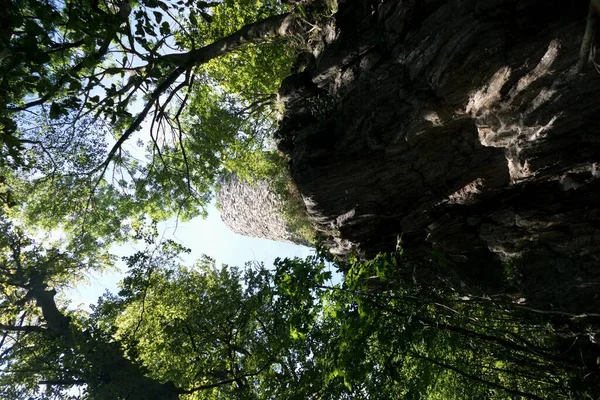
[216,174,309,246]
[276,0,600,314]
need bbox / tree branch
[578,2,597,73]
[39,379,86,386]
[25,271,182,400]
[0,323,47,333]
[8,37,113,112]
[44,39,85,55]
[180,360,273,395]
[163,13,296,67]
[91,65,187,189]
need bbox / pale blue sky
[67,203,314,309]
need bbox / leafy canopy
[0,222,587,399]
[1,0,299,249]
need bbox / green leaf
[189,12,198,26]
[200,11,213,23]
[49,102,61,119]
[68,79,82,92]
[160,21,171,35]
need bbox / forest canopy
[0,220,589,399]
[1,0,304,248]
[0,0,598,399]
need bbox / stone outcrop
[216,174,309,246]
[276,0,600,314]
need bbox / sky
[66,203,315,310]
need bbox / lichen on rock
[216,173,312,247]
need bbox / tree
[0,219,184,399]
[0,218,329,399]
[274,254,588,400]
[1,2,594,397]
[101,255,314,399]
[0,0,315,246]
[0,218,593,399]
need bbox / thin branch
[0,323,47,333]
[39,379,86,386]
[175,72,194,192]
[91,65,186,189]
[371,299,563,363]
[479,363,566,388]
[457,295,600,320]
[180,360,273,395]
[8,37,113,112]
[44,39,85,54]
[149,105,170,170]
[165,7,195,48]
[157,71,190,120]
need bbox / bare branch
[175,73,194,193]
[92,65,187,189]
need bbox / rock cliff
[276,0,600,313]
[216,174,310,246]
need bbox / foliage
[275,253,587,400]
[278,191,316,245]
[189,0,294,102]
[0,219,594,399]
[267,155,316,245]
[0,218,116,400]
[1,1,596,399]
[126,0,298,220]
[2,0,298,241]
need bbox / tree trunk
[28,279,181,400]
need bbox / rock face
[216,174,309,246]
[276,0,600,313]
